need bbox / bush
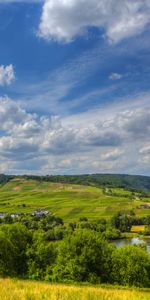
[111,245,150,287]
[0,223,31,275]
[0,231,16,277]
[52,229,114,283]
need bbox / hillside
[23,174,150,192]
[1,173,150,192]
[0,177,150,221]
[0,279,150,300]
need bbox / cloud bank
[0,97,150,175]
[39,0,150,42]
[1,0,150,43]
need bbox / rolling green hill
[0,177,150,222]
[1,173,150,192]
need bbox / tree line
[0,212,150,287]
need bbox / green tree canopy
[111,245,150,287]
[0,231,15,277]
[52,229,114,283]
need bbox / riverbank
[122,232,150,239]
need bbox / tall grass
[0,279,150,300]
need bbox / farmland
[0,178,150,222]
[131,225,146,233]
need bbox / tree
[52,229,114,283]
[111,212,132,232]
[104,227,121,240]
[0,231,15,277]
[111,245,150,287]
[143,226,150,236]
[0,223,31,275]
[27,231,57,280]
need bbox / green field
[0,178,150,222]
[0,279,150,300]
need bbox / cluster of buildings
[138,204,150,209]
[0,212,22,219]
[31,210,50,217]
[0,210,50,219]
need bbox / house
[31,210,50,217]
[0,212,6,219]
[139,204,150,209]
[10,213,22,218]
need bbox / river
[113,237,150,253]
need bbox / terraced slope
[0,178,150,221]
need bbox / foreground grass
[0,279,150,300]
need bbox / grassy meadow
[0,279,150,300]
[0,178,150,222]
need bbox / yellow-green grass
[131,225,146,233]
[0,279,150,300]
[0,178,150,222]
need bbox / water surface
[113,237,150,253]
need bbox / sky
[0,0,150,176]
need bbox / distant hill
[0,176,150,221]
[1,173,150,192]
[0,174,14,185]
[20,173,150,192]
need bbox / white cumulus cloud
[109,73,123,80]
[39,0,150,43]
[0,65,15,86]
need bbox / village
[0,209,50,219]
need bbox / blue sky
[0,0,150,175]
